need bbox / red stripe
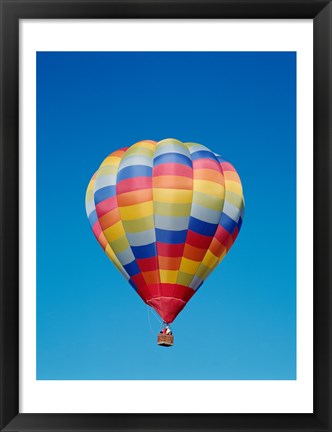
[224,234,234,250]
[92,222,102,238]
[153,163,192,178]
[186,230,213,248]
[95,196,118,217]
[214,225,232,246]
[146,283,196,323]
[143,283,195,301]
[131,273,146,290]
[116,176,152,194]
[156,242,185,257]
[220,161,236,172]
[136,257,159,272]
[193,158,221,171]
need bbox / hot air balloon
[85,139,244,346]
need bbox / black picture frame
[1,1,331,431]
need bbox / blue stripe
[117,165,152,182]
[191,150,218,161]
[188,217,218,236]
[123,260,141,277]
[94,186,116,204]
[219,213,238,233]
[215,155,225,163]
[154,153,192,168]
[131,243,156,259]
[155,228,187,244]
[196,281,204,291]
[237,217,243,231]
[88,210,98,226]
[129,278,138,291]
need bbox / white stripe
[190,203,221,224]
[116,248,135,265]
[94,174,116,190]
[222,201,241,222]
[119,154,153,169]
[154,215,189,231]
[126,229,156,246]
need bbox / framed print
[0,1,331,431]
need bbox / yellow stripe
[87,177,95,192]
[86,189,94,202]
[196,264,211,280]
[224,171,241,182]
[225,191,243,208]
[135,141,156,150]
[225,180,243,195]
[103,221,125,241]
[202,249,219,269]
[176,271,194,286]
[101,156,121,167]
[108,235,129,254]
[193,191,224,211]
[179,257,201,274]
[157,138,184,147]
[105,245,126,274]
[123,146,154,158]
[160,269,178,283]
[154,202,192,217]
[122,216,154,232]
[153,189,193,203]
[185,142,201,148]
[119,201,154,220]
[194,179,224,197]
[218,249,227,264]
[97,165,118,175]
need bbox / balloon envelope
[86,139,244,323]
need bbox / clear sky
[37,51,296,380]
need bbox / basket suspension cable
[146,305,174,347]
[150,307,163,324]
[146,305,162,335]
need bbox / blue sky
[36,52,296,380]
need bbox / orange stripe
[142,270,160,285]
[153,175,193,190]
[117,189,152,206]
[209,237,226,258]
[183,244,207,261]
[112,149,127,157]
[224,171,241,182]
[158,256,182,270]
[97,232,108,250]
[194,169,224,184]
[98,208,120,230]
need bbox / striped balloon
[86,139,244,324]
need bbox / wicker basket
[157,333,174,347]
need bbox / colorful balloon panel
[85,139,244,323]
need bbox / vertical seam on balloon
[174,142,195,290]
[115,144,146,303]
[114,142,158,303]
[103,148,141,294]
[152,141,163,318]
[168,140,193,309]
[185,145,225,290]
[89,157,130,281]
[219,159,245,243]
[194,157,244,290]
[192,153,226,290]
[222,161,245,250]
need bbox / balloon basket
[157,333,174,347]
